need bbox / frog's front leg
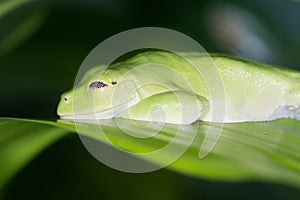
[117,91,209,124]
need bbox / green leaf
[0,118,67,189]
[1,117,300,190]
[0,0,51,56]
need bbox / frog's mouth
[59,94,140,121]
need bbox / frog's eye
[89,81,108,89]
[111,81,117,85]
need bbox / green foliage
[1,117,300,191]
[0,0,51,56]
[0,118,66,189]
[1,0,300,198]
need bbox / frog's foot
[269,105,300,120]
[118,91,209,125]
[287,105,300,120]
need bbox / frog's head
[57,67,140,120]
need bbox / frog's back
[108,50,211,97]
[112,51,300,122]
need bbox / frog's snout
[57,93,73,117]
[63,95,71,103]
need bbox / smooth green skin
[57,51,300,124]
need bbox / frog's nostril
[64,96,69,102]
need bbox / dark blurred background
[1,0,300,199]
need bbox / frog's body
[57,51,300,124]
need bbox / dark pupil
[89,81,108,88]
